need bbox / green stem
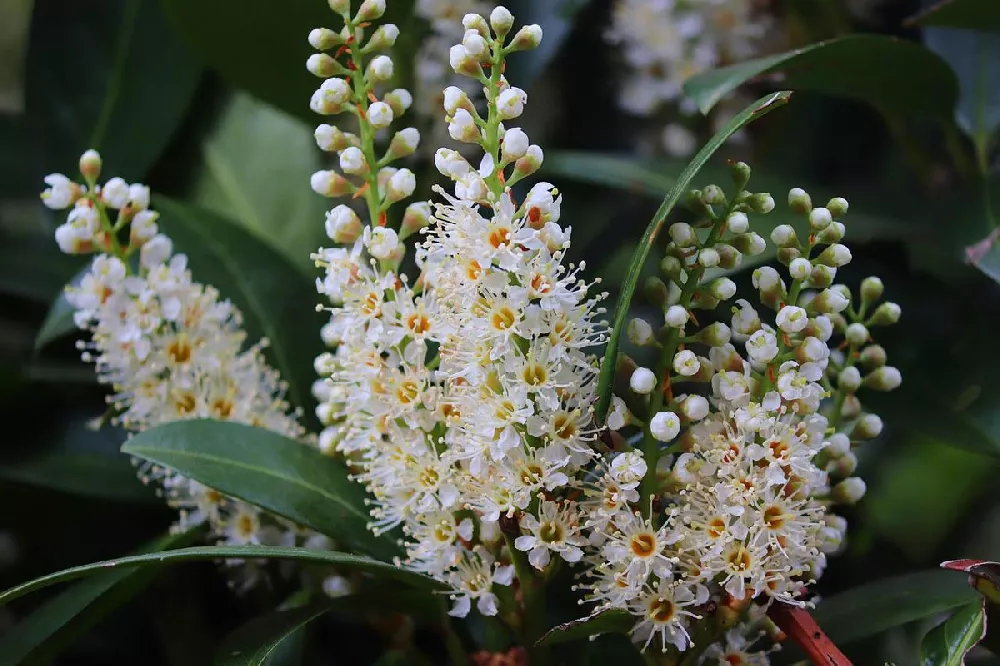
[502,532,549,666]
[482,40,505,199]
[345,20,384,230]
[92,197,131,273]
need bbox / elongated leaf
[682,35,958,118]
[593,91,791,423]
[537,608,633,646]
[25,0,201,180]
[921,602,986,666]
[0,546,443,607]
[216,601,333,666]
[909,0,1000,30]
[122,418,398,560]
[812,570,979,646]
[34,265,87,350]
[0,528,200,666]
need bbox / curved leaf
[25,0,201,180]
[537,608,633,646]
[216,601,333,666]
[121,418,398,560]
[909,0,1000,30]
[0,529,199,666]
[812,570,979,646]
[0,546,443,608]
[34,264,87,350]
[593,91,791,423]
[682,35,958,118]
[921,602,986,666]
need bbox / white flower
[368,101,394,129]
[664,305,687,328]
[496,87,526,119]
[672,350,700,377]
[514,500,586,569]
[102,178,130,208]
[365,226,401,260]
[775,305,808,333]
[650,411,680,442]
[630,367,657,394]
[448,108,480,143]
[661,123,696,156]
[42,174,78,209]
[789,257,812,280]
[746,328,778,363]
[140,234,173,268]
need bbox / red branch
[767,603,853,666]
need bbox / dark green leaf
[25,0,201,179]
[216,601,333,666]
[0,528,201,666]
[155,197,324,423]
[0,546,442,607]
[34,265,86,350]
[190,92,328,273]
[921,602,986,666]
[0,230,82,303]
[593,92,791,422]
[941,560,1000,605]
[536,608,633,646]
[909,0,1000,30]
[813,570,979,646]
[682,35,958,118]
[121,418,399,560]
[505,0,592,88]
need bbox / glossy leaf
[0,529,200,666]
[593,91,791,423]
[682,35,958,118]
[537,608,633,646]
[216,601,333,666]
[505,0,593,88]
[121,418,398,560]
[191,92,328,272]
[24,0,201,180]
[941,560,1000,605]
[920,602,986,666]
[812,570,979,646]
[909,0,1000,30]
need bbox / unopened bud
[309,27,346,51]
[368,55,394,82]
[697,247,720,268]
[845,323,868,347]
[443,86,475,116]
[826,432,851,457]
[854,413,884,439]
[644,276,668,307]
[79,149,102,182]
[630,367,656,395]
[726,211,749,234]
[816,221,845,244]
[463,13,490,35]
[746,192,775,213]
[859,277,884,307]
[859,344,887,369]
[809,264,836,288]
[355,0,386,22]
[809,207,833,231]
[729,161,751,189]
[310,170,353,197]
[339,146,367,174]
[770,224,798,247]
[664,305,688,328]
[864,365,901,391]
[832,477,866,505]
[513,145,543,179]
[307,53,342,77]
[732,232,766,256]
[838,366,861,392]
[788,187,812,214]
[385,168,416,203]
[328,0,349,16]
[812,288,849,314]
[702,184,726,207]
[489,6,514,35]
[816,243,852,268]
[669,222,697,247]
[386,127,420,160]
[449,44,483,78]
[681,395,710,422]
[650,411,681,442]
[509,24,542,51]
[709,277,736,301]
[364,23,400,51]
[401,201,431,239]
[869,302,901,326]
[627,318,655,346]
[827,197,849,217]
[716,244,742,270]
[841,394,862,418]
[315,124,349,152]
[384,89,413,116]
[660,255,682,279]
[789,257,812,280]
[325,205,362,243]
[367,100,394,129]
[697,322,731,347]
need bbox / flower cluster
[41,151,327,585]
[605,0,772,156]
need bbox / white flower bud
[813,288,849,314]
[775,305,808,333]
[788,187,812,214]
[607,396,629,431]
[832,477,866,505]
[752,266,782,293]
[128,184,150,210]
[311,78,352,114]
[510,24,542,51]
[307,53,339,77]
[448,108,481,143]
[664,305,688,328]
[489,6,514,35]
[501,127,529,161]
[845,323,869,347]
[817,243,852,268]
[864,366,901,392]
[668,222,697,247]
[454,173,487,201]
[368,55,394,82]
[697,322,731,346]
[681,395,709,422]
[463,13,489,34]
[367,101,394,129]
[365,24,399,50]
[726,211,749,234]
[309,27,345,50]
[838,366,861,392]
[799,336,829,363]
[826,432,851,456]
[650,411,681,442]
[140,234,173,268]
[129,210,159,245]
[831,451,858,476]
[386,168,416,202]
[79,149,102,181]
[514,144,543,177]
[435,148,472,180]
[709,277,736,301]
[310,170,352,197]
[339,146,367,174]
[355,0,385,22]
[462,29,489,58]
[817,221,846,244]
[328,0,349,15]
[697,247,720,268]
[386,127,420,159]
[443,86,473,116]
[827,197,849,217]
[673,350,700,377]
[365,226,400,260]
[496,87,527,120]
[770,224,797,247]
[854,413,884,439]
[314,124,347,152]
[789,257,812,280]
[325,205,362,243]
[627,318,654,346]
[734,232,766,256]
[811,315,833,342]
[384,88,413,116]
[449,44,482,78]
[809,207,833,231]
[630,367,657,395]
[870,302,901,326]
[102,177,130,209]
[860,276,884,304]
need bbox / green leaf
[121,418,399,560]
[0,528,201,666]
[592,91,791,423]
[25,0,201,179]
[155,197,324,422]
[215,601,333,666]
[505,0,592,89]
[0,546,442,607]
[941,560,1000,605]
[34,264,86,350]
[909,0,1000,30]
[921,602,986,666]
[536,609,634,646]
[191,92,328,273]
[0,230,82,303]
[682,35,958,118]
[812,570,979,646]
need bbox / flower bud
[325,205,362,243]
[696,322,731,347]
[443,86,475,116]
[129,209,159,246]
[366,226,401,260]
[860,276,884,306]
[311,170,353,197]
[716,244,742,270]
[328,0,349,15]
[339,147,367,174]
[838,366,861,392]
[816,221,845,244]
[497,87,527,119]
[770,224,798,248]
[832,477,866,505]
[385,168,416,203]
[644,276,668,307]
[627,318,654,346]
[140,234,173,268]
[386,127,420,160]
[826,432,851,457]
[630,367,656,395]
[869,302,901,326]
[860,344,887,369]
[314,124,349,152]
[809,207,833,231]
[697,247,720,268]
[355,0,386,22]
[454,173,487,201]
[845,323,868,347]
[368,100,394,129]
[449,44,483,78]
[501,127,529,161]
[79,149,102,182]
[709,277,736,301]
[788,187,812,214]
[726,211,749,234]
[809,264,836,288]
[307,53,341,77]
[368,55,394,83]
[777,247,801,266]
[668,222,697,247]
[702,184,727,207]
[827,197,849,217]
[673,349,700,377]
[729,161,751,189]
[864,366,901,391]
[309,27,346,51]
[102,177,130,208]
[776,305,808,334]
[462,29,489,59]
[829,451,858,477]
[853,413,883,439]
[311,78,352,114]
[816,243,852,268]
[841,394,862,419]
[509,24,542,51]
[650,411,681,442]
[490,6,514,35]
[681,395,710,422]
[752,266,783,293]
[463,13,490,35]
[658,256,681,281]
[746,192,775,213]
[665,305,688,328]
[384,89,413,116]
[401,201,431,239]
[732,232,765,256]
[365,23,399,51]
[788,257,811,280]
[513,145,543,179]
[807,314,833,342]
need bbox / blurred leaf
[537,608,633,646]
[582,633,644,665]
[156,197,324,422]
[191,92,328,272]
[122,418,399,560]
[682,35,958,118]
[34,264,86,350]
[920,601,986,666]
[813,570,979,646]
[25,0,201,180]
[0,0,32,113]
[505,0,592,89]
[909,0,1000,30]
[0,230,82,303]
[216,601,333,666]
[590,90,790,422]
[160,0,414,123]
[0,528,199,666]
[0,546,444,607]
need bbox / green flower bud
[869,302,901,326]
[729,161,752,190]
[788,187,812,215]
[644,276,669,308]
[860,276,884,306]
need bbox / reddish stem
[767,603,853,666]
